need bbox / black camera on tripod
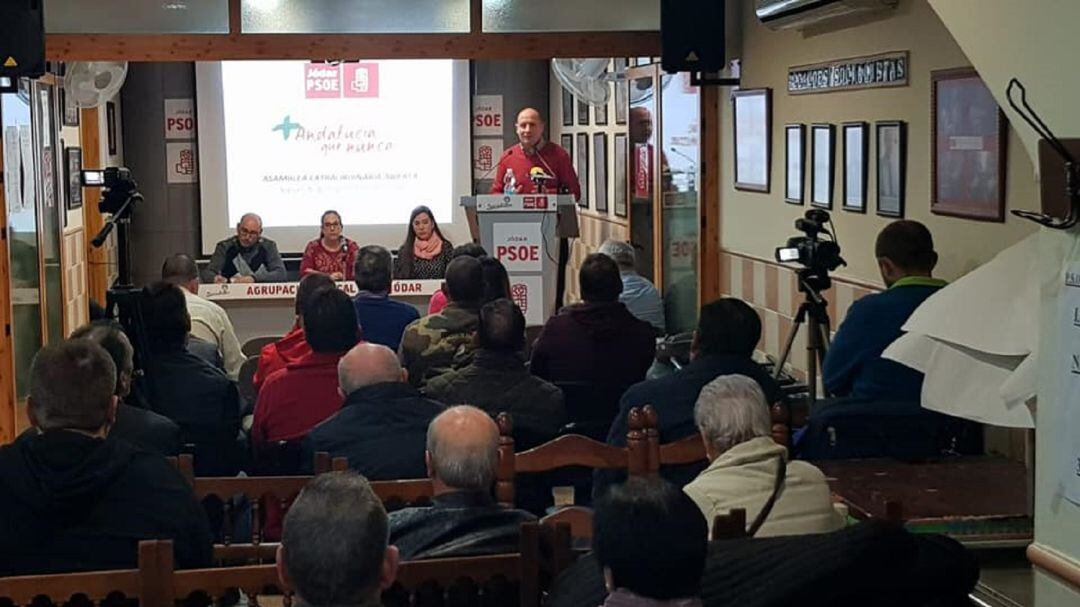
[775,209,846,276]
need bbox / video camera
[775,209,846,276]
[82,167,139,215]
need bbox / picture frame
[842,122,869,213]
[61,86,80,127]
[875,121,907,218]
[65,146,83,210]
[784,124,805,204]
[560,133,573,161]
[577,97,590,126]
[561,86,574,127]
[595,97,609,126]
[614,58,629,125]
[732,88,771,193]
[930,67,1007,222]
[106,101,118,156]
[576,132,589,207]
[593,132,608,212]
[614,133,628,217]
[810,123,835,209]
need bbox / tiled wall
[565,213,629,305]
[719,250,881,380]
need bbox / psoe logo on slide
[305,63,342,99]
[343,63,380,98]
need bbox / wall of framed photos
[718,0,1037,288]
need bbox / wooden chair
[237,354,260,407]
[241,335,280,357]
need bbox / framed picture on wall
[842,122,868,213]
[561,86,574,127]
[595,98,609,126]
[810,123,835,209]
[561,133,573,161]
[61,86,80,127]
[65,147,83,210]
[732,88,771,192]
[876,121,907,217]
[106,101,118,156]
[577,97,590,126]
[614,58,629,125]
[784,124,804,204]
[931,67,1007,221]
[576,132,589,207]
[594,132,608,212]
[614,133,628,217]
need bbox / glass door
[626,65,658,282]
[33,80,64,346]
[659,72,700,333]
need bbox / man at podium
[492,108,581,200]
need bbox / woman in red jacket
[300,210,359,280]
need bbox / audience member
[399,255,483,388]
[424,299,565,448]
[599,298,782,493]
[140,281,241,476]
[253,287,360,448]
[684,375,842,538]
[598,239,665,334]
[278,472,399,607]
[352,244,420,351]
[254,273,336,393]
[0,340,211,575]
[394,205,454,280]
[303,343,445,478]
[592,478,707,606]
[427,243,487,315]
[389,406,535,559]
[68,321,181,456]
[530,253,656,387]
[203,212,287,283]
[823,220,946,402]
[162,253,244,379]
[479,255,512,303]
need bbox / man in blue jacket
[823,220,946,402]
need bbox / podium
[460,194,578,326]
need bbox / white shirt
[183,288,244,380]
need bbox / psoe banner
[492,222,543,272]
[164,98,196,140]
[510,275,544,326]
[472,94,503,137]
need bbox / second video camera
[775,209,846,275]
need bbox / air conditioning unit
[756,0,898,30]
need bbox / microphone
[530,166,554,191]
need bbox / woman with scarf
[394,205,454,280]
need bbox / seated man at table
[278,472,400,607]
[140,281,241,476]
[352,244,420,351]
[253,272,336,393]
[162,253,244,380]
[389,405,535,559]
[253,287,360,449]
[202,212,287,283]
[823,220,946,402]
[0,339,212,575]
[598,298,783,494]
[424,298,566,448]
[399,255,484,388]
[302,343,445,478]
[684,375,842,538]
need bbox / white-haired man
[683,375,843,537]
[598,239,664,334]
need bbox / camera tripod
[774,271,834,405]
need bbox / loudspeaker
[661,0,727,73]
[0,0,45,81]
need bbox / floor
[972,549,1034,607]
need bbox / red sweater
[252,350,346,447]
[300,238,359,279]
[252,326,311,394]
[492,142,581,201]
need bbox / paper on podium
[883,234,1041,428]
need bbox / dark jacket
[202,235,287,283]
[353,291,421,352]
[399,303,481,388]
[545,521,978,607]
[597,354,783,494]
[112,403,182,456]
[301,382,445,478]
[143,346,241,476]
[0,431,213,576]
[530,301,656,387]
[424,350,566,448]
[823,278,946,402]
[388,490,536,560]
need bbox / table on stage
[197,280,442,345]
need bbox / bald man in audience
[0,339,211,575]
[202,212,287,283]
[302,343,445,478]
[389,405,535,559]
[162,254,244,379]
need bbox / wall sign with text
[788,51,909,95]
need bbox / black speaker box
[661,0,727,73]
[0,0,46,80]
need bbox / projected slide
[219,60,454,228]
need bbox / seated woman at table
[300,210,359,280]
[394,205,454,280]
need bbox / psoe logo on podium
[343,63,380,98]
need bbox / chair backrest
[241,335,281,357]
[552,380,631,438]
[237,354,260,405]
